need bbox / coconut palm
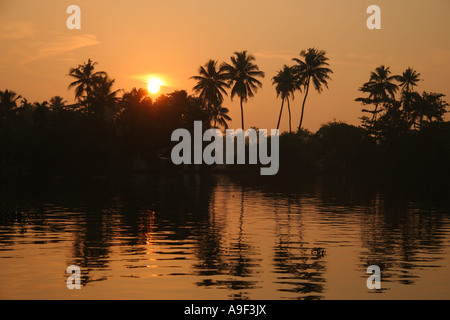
[410,92,448,130]
[222,51,265,130]
[121,88,152,110]
[272,65,297,132]
[191,59,230,128]
[0,89,21,121]
[90,76,121,119]
[397,67,421,124]
[32,101,50,126]
[292,48,333,133]
[68,59,107,103]
[211,106,232,129]
[398,67,421,94]
[49,96,67,111]
[357,65,399,122]
[191,60,229,109]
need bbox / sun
[147,78,162,94]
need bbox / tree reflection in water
[0,173,449,299]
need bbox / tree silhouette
[90,76,121,120]
[210,105,232,129]
[67,59,107,106]
[355,65,450,141]
[32,101,50,127]
[2,57,449,179]
[119,87,152,128]
[222,51,265,130]
[118,88,154,157]
[191,59,230,128]
[398,67,421,94]
[292,48,333,133]
[356,65,399,124]
[410,92,448,130]
[0,89,21,122]
[49,96,67,112]
[272,65,297,132]
[397,68,421,125]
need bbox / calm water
[0,173,449,300]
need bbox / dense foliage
[1,56,448,180]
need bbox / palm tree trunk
[209,103,215,128]
[371,102,379,123]
[240,98,244,130]
[287,98,292,133]
[276,99,285,131]
[298,79,310,133]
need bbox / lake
[0,172,449,299]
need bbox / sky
[1,0,449,132]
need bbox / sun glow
[147,78,163,94]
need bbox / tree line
[193,48,333,134]
[0,48,448,179]
[355,65,448,139]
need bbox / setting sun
[147,78,162,94]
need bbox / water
[0,173,449,299]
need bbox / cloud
[329,52,393,69]
[0,17,99,64]
[0,31,100,76]
[0,20,37,40]
[24,34,100,63]
[253,50,298,62]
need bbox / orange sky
[1,0,449,132]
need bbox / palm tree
[272,65,297,132]
[0,89,21,121]
[398,67,421,94]
[222,51,265,130]
[32,101,50,126]
[357,65,399,122]
[90,76,121,119]
[292,48,333,133]
[121,88,152,110]
[211,106,232,129]
[397,67,421,124]
[410,92,448,130]
[119,87,154,149]
[191,59,230,127]
[68,59,107,104]
[191,60,229,109]
[49,96,67,111]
